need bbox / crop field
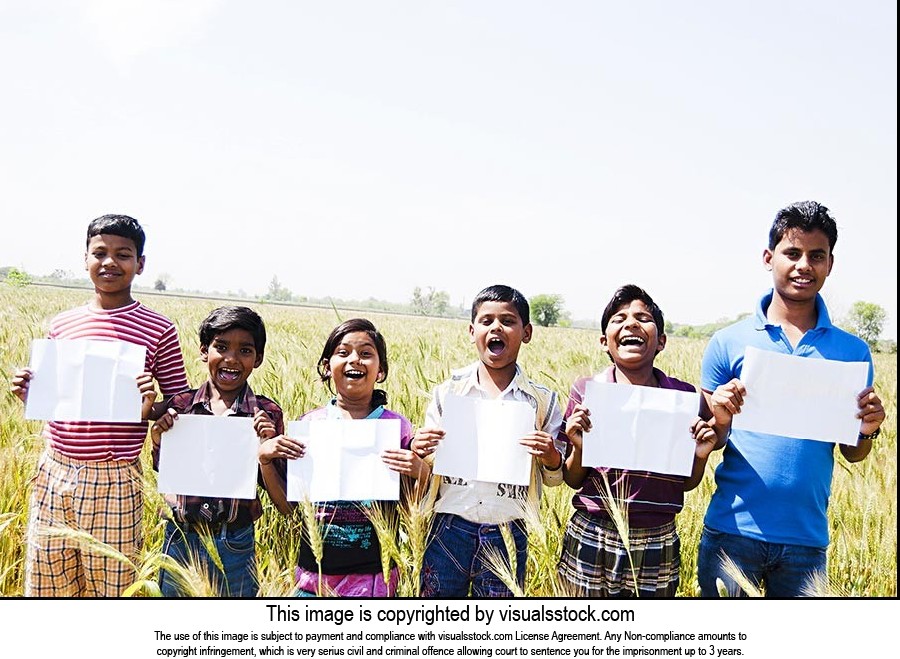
[0,285,895,597]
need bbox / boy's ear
[656,333,667,353]
[599,334,611,354]
[200,344,209,362]
[522,322,533,344]
[253,353,263,368]
[136,255,145,275]
[763,248,773,271]
[468,323,476,343]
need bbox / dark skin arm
[254,408,305,516]
[840,386,885,463]
[561,404,592,489]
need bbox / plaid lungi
[25,449,143,597]
[557,509,680,598]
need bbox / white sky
[1,1,896,337]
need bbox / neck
[767,291,819,333]
[209,382,243,413]
[91,290,135,311]
[477,362,517,397]
[613,364,658,387]
[334,394,374,420]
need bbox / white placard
[732,346,869,445]
[581,379,700,476]
[286,418,401,502]
[157,415,259,499]
[25,338,146,422]
[433,395,534,486]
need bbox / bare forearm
[260,463,294,515]
[563,448,589,489]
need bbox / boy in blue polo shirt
[697,200,886,597]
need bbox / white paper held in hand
[433,395,534,486]
[285,418,401,502]
[732,346,869,445]
[157,415,259,499]
[581,379,700,477]
[25,338,147,422]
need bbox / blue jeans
[158,520,258,598]
[420,513,527,598]
[697,526,827,598]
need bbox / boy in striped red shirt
[10,214,189,597]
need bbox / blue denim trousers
[158,520,258,598]
[420,513,527,598]
[697,526,827,598]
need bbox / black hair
[86,214,147,256]
[199,306,267,357]
[600,284,665,336]
[470,284,530,326]
[769,201,838,252]
[317,318,389,409]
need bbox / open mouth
[218,368,241,382]
[487,337,505,355]
[618,336,645,347]
[791,277,814,286]
[343,369,366,380]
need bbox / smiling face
[325,331,385,404]
[469,300,532,373]
[600,299,666,370]
[201,328,262,396]
[84,233,144,301]
[764,227,833,304]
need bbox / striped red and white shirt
[42,301,189,461]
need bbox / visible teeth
[620,336,645,346]
[345,370,365,378]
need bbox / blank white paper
[433,395,534,486]
[157,415,259,499]
[286,418,401,502]
[25,338,146,422]
[581,379,700,477]
[732,346,869,445]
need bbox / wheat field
[0,285,895,597]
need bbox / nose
[795,254,812,271]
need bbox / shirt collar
[600,365,674,387]
[325,398,386,420]
[754,289,834,332]
[457,360,525,398]
[190,381,257,415]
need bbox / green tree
[263,275,292,302]
[4,267,31,287]
[531,293,564,327]
[410,286,451,316]
[844,301,887,350]
[153,272,171,292]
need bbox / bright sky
[1,1,896,338]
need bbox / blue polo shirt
[701,290,874,547]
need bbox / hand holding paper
[731,346,869,445]
[24,338,148,422]
[581,380,701,477]
[432,395,534,486]
[157,415,259,499]
[286,419,401,502]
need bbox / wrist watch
[858,428,881,441]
